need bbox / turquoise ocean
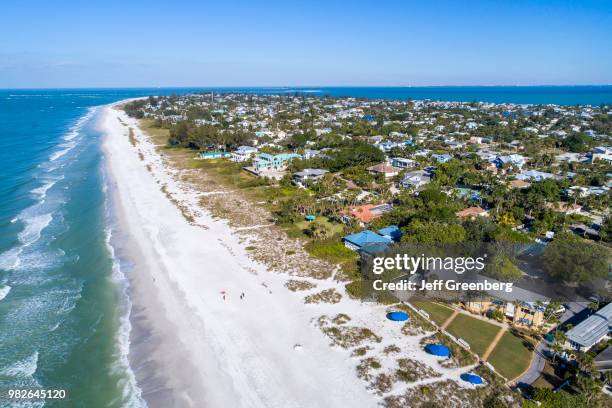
[0,86,610,407]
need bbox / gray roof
[567,302,612,349]
[294,168,327,178]
[479,276,550,306]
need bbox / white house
[230,146,258,162]
[292,168,328,186]
[591,146,612,163]
[400,170,432,189]
[391,157,416,169]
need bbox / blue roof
[425,344,450,357]
[378,225,402,241]
[342,230,391,248]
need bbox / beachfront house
[342,230,392,251]
[464,282,550,330]
[254,153,301,172]
[341,204,393,227]
[565,302,612,351]
[230,146,258,162]
[292,168,328,186]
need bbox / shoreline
[100,103,377,407]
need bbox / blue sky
[1,0,611,87]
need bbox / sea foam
[0,285,11,301]
[0,351,39,378]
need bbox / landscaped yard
[445,314,502,356]
[487,331,534,380]
[409,300,455,326]
[295,216,345,237]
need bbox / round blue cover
[425,344,450,357]
[460,373,483,384]
[386,311,409,321]
[305,215,316,221]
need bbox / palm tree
[587,300,599,315]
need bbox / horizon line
[2,84,612,91]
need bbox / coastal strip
[100,103,377,407]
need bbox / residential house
[391,157,416,169]
[509,179,531,189]
[378,141,400,152]
[456,206,488,219]
[545,202,582,215]
[566,302,612,351]
[516,170,559,182]
[591,146,612,163]
[292,168,328,186]
[254,153,301,172]
[303,149,321,159]
[230,146,258,162]
[378,225,402,241]
[367,163,402,178]
[495,154,527,169]
[464,280,550,330]
[399,170,432,189]
[432,153,452,164]
[341,204,393,226]
[342,230,391,252]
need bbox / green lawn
[445,314,502,356]
[295,216,344,237]
[487,331,534,380]
[409,300,455,326]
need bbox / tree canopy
[540,233,610,282]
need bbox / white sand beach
[101,104,381,407]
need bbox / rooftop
[566,302,612,349]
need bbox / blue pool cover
[461,373,483,384]
[425,344,450,357]
[386,311,409,321]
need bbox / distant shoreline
[2,86,611,106]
